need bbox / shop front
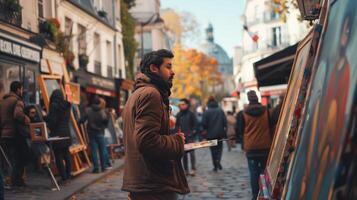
[0,30,41,103]
[73,70,117,112]
[253,43,298,107]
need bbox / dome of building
[198,24,233,75]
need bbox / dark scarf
[145,72,171,108]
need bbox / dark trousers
[129,192,178,200]
[209,141,223,169]
[1,138,26,185]
[53,147,72,180]
[89,134,106,170]
[246,154,268,200]
[183,150,196,171]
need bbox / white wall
[56,1,125,78]
[239,0,309,85]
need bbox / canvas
[285,0,357,199]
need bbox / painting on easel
[38,59,91,176]
[284,0,357,199]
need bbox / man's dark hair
[179,98,190,105]
[92,96,101,105]
[140,49,174,74]
[207,96,216,104]
[10,81,22,93]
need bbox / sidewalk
[4,158,124,200]
[74,144,252,200]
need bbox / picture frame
[65,82,80,105]
[266,28,315,190]
[29,122,48,142]
[37,75,86,152]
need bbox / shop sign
[0,36,40,63]
[91,77,115,90]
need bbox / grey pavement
[74,143,252,200]
[4,158,124,200]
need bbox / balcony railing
[0,1,22,26]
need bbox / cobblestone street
[73,144,252,200]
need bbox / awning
[253,43,298,88]
[73,69,116,97]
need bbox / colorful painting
[285,0,357,199]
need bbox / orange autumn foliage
[171,44,222,100]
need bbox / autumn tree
[171,44,222,103]
[161,9,201,46]
[121,0,137,80]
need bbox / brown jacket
[122,74,189,194]
[242,104,272,152]
[0,92,30,138]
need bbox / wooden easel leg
[46,164,60,191]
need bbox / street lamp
[297,0,321,21]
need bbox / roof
[253,43,298,87]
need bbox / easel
[38,57,91,179]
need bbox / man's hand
[177,132,186,144]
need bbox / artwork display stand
[38,60,91,177]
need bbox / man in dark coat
[122,49,189,200]
[46,89,72,182]
[236,90,273,200]
[0,81,30,187]
[202,96,227,172]
[175,98,198,176]
[79,97,109,173]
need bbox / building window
[254,5,260,22]
[94,33,101,61]
[142,32,153,54]
[106,41,114,78]
[107,66,113,78]
[272,27,282,47]
[38,0,44,19]
[94,61,101,75]
[64,17,73,50]
[78,24,87,55]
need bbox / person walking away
[0,81,30,187]
[122,49,189,200]
[202,96,227,172]
[79,97,109,173]
[236,90,273,200]
[176,98,198,176]
[46,89,72,184]
[226,111,237,151]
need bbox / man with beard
[122,49,189,200]
[0,81,30,187]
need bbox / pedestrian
[122,49,189,200]
[46,89,72,184]
[0,81,30,187]
[202,96,227,172]
[176,98,198,176]
[236,90,273,200]
[79,97,110,173]
[226,111,237,151]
